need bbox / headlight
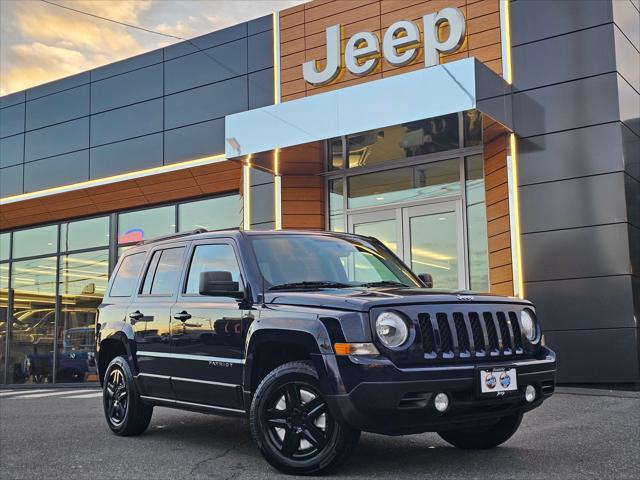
[375,311,408,348]
[520,309,537,342]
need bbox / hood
[264,287,529,312]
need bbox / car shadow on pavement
[138,410,539,479]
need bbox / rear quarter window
[109,252,146,297]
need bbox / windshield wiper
[269,281,353,291]
[357,280,408,288]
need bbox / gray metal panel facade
[0,15,273,197]
[511,0,640,382]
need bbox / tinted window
[140,251,161,295]
[347,159,461,209]
[149,248,185,295]
[60,216,109,251]
[185,244,241,295]
[347,113,459,168]
[118,205,175,244]
[12,225,57,258]
[110,252,145,297]
[0,232,9,261]
[178,195,241,232]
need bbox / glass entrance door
[402,202,465,290]
[348,200,465,290]
[348,209,401,256]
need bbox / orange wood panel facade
[482,116,513,295]
[279,0,502,101]
[0,160,241,230]
[280,142,326,230]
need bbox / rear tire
[438,414,522,449]
[250,360,360,476]
[103,355,153,436]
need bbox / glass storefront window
[178,195,241,232]
[347,113,459,168]
[464,110,482,147]
[465,155,489,292]
[12,225,57,259]
[118,205,175,244]
[57,250,108,383]
[0,232,9,261]
[0,193,241,384]
[0,264,8,383]
[329,137,343,170]
[8,257,57,384]
[60,216,110,252]
[329,179,345,232]
[348,158,461,209]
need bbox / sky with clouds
[0,0,307,96]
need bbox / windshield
[250,234,421,291]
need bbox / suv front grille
[417,309,526,361]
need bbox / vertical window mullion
[53,225,61,384]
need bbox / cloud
[13,0,149,55]
[0,0,308,95]
[1,42,92,95]
[1,0,153,93]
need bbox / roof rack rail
[137,228,208,245]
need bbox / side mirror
[199,271,243,298]
[418,273,434,288]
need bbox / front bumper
[317,347,556,436]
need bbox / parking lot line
[9,389,98,399]
[0,389,49,397]
[64,392,103,399]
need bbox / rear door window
[110,252,146,297]
[140,247,185,296]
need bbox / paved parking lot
[1,387,638,479]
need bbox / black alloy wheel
[264,381,333,460]
[105,366,129,426]
[250,361,360,476]
[102,355,153,436]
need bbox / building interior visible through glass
[0,194,240,384]
[328,110,488,292]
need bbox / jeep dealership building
[0,0,638,385]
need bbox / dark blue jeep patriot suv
[96,229,556,475]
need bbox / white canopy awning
[225,57,513,158]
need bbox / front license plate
[479,367,517,396]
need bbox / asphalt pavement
[0,386,638,479]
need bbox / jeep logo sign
[303,7,466,86]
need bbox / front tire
[250,361,360,476]
[103,356,153,436]
[438,414,522,449]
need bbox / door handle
[173,311,192,322]
[129,310,144,321]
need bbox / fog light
[525,385,536,403]
[434,392,449,412]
